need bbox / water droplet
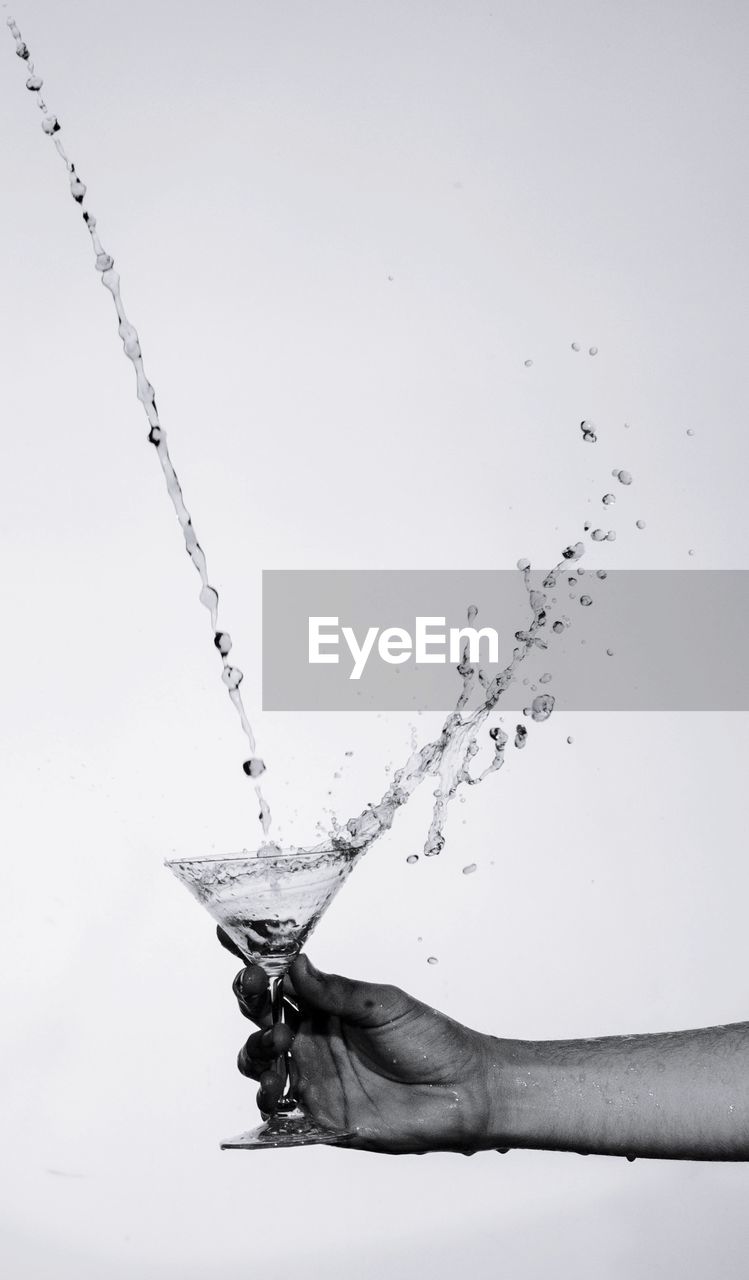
[407,854,419,864]
[41,114,60,134]
[462,863,477,875]
[214,631,232,656]
[514,724,528,748]
[580,420,597,443]
[119,321,140,357]
[686,428,695,437]
[552,620,565,634]
[242,757,265,778]
[148,425,162,446]
[566,735,574,744]
[257,842,282,858]
[95,252,114,272]
[688,548,695,556]
[616,469,632,485]
[606,648,614,656]
[427,956,439,965]
[636,519,646,529]
[571,342,580,351]
[516,557,530,571]
[524,358,533,367]
[539,672,552,683]
[69,175,86,202]
[602,493,616,505]
[579,595,592,606]
[596,569,607,579]
[200,585,219,611]
[530,694,555,723]
[591,529,606,541]
[221,666,243,691]
[25,74,43,91]
[15,40,29,58]
[562,541,585,561]
[588,346,598,356]
[606,530,617,542]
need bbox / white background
[2,1,749,1276]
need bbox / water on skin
[6,15,270,833]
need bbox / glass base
[221,1107,355,1150]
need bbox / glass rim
[163,842,347,868]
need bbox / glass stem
[270,976,296,1113]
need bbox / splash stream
[334,529,627,860]
[5,14,271,834]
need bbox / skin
[218,928,749,1159]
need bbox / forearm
[483,1021,749,1160]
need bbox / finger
[216,925,246,961]
[257,1069,285,1115]
[237,1024,293,1077]
[232,966,273,1027]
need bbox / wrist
[477,1034,551,1152]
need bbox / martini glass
[166,843,361,1149]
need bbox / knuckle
[379,983,404,1009]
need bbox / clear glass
[166,844,360,1149]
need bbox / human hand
[218,928,498,1154]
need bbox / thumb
[289,954,404,1027]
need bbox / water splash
[6,15,270,834]
[335,528,618,858]
[6,15,637,870]
[327,398,636,860]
